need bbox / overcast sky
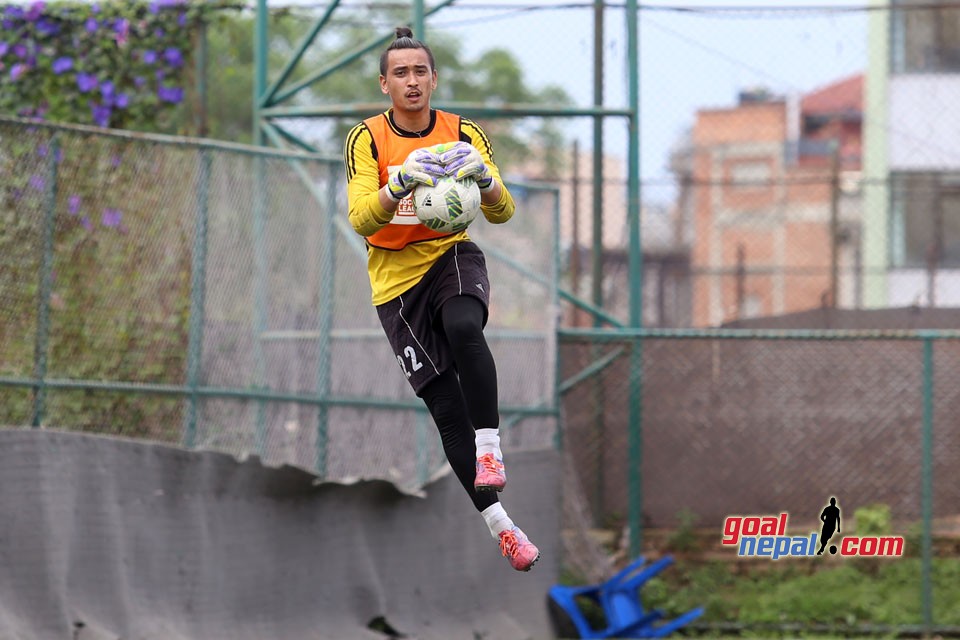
[433,0,869,203]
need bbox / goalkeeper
[343,26,539,571]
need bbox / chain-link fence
[0,116,559,492]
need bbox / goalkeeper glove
[438,142,494,192]
[386,147,445,201]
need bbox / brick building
[677,75,863,326]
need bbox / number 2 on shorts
[396,345,424,378]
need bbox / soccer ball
[413,177,481,233]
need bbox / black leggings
[420,295,499,512]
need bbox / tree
[200,9,572,174]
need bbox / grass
[641,557,960,628]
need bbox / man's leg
[420,369,540,571]
[420,369,497,511]
[439,295,505,491]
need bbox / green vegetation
[642,558,960,628]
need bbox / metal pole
[315,167,338,476]
[921,337,934,634]
[253,161,269,456]
[571,140,582,325]
[261,0,343,108]
[183,149,211,448]
[626,0,644,559]
[413,0,425,40]
[552,188,563,452]
[194,19,208,137]
[253,0,268,145]
[830,142,840,307]
[591,0,605,326]
[32,137,59,428]
[253,1,272,454]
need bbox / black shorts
[376,242,490,396]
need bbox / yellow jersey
[344,108,515,305]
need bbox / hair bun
[395,26,414,39]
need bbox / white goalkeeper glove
[386,147,445,202]
[438,142,494,192]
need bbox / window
[890,173,960,268]
[729,161,770,186]
[892,1,960,73]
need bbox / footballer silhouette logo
[817,497,841,555]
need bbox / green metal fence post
[253,162,269,456]
[252,0,270,455]
[183,150,211,448]
[552,188,563,452]
[626,0,644,559]
[315,167,338,476]
[921,336,934,633]
[31,136,59,428]
[413,0,425,40]
[253,0,267,146]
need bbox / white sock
[481,502,514,539]
[475,428,502,459]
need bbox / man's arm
[344,123,397,237]
[459,118,515,224]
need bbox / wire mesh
[0,116,558,491]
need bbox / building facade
[865,0,960,307]
[678,78,863,327]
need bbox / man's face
[380,48,437,114]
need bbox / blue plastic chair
[547,555,705,639]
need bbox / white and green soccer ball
[413,176,481,233]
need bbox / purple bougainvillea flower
[155,69,165,82]
[10,63,27,81]
[115,93,129,109]
[4,6,24,18]
[90,102,111,127]
[37,143,48,158]
[29,174,45,191]
[1,19,13,30]
[76,72,97,93]
[51,56,72,74]
[68,194,81,215]
[102,208,122,228]
[81,216,93,231]
[151,0,184,12]
[100,80,114,98]
[163,47,183,68]
[25,2,45,22]
[142,50,157,65]
[85,17,97,32]
[13,43,27,58]
[154,28,165,38]
[133,75,146,88]
[157,85,183,104]
[113,18,129,46]
[0,42,8,57]
[35,17,58,36]
[178,11,187,27]
[91,3,100,13]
